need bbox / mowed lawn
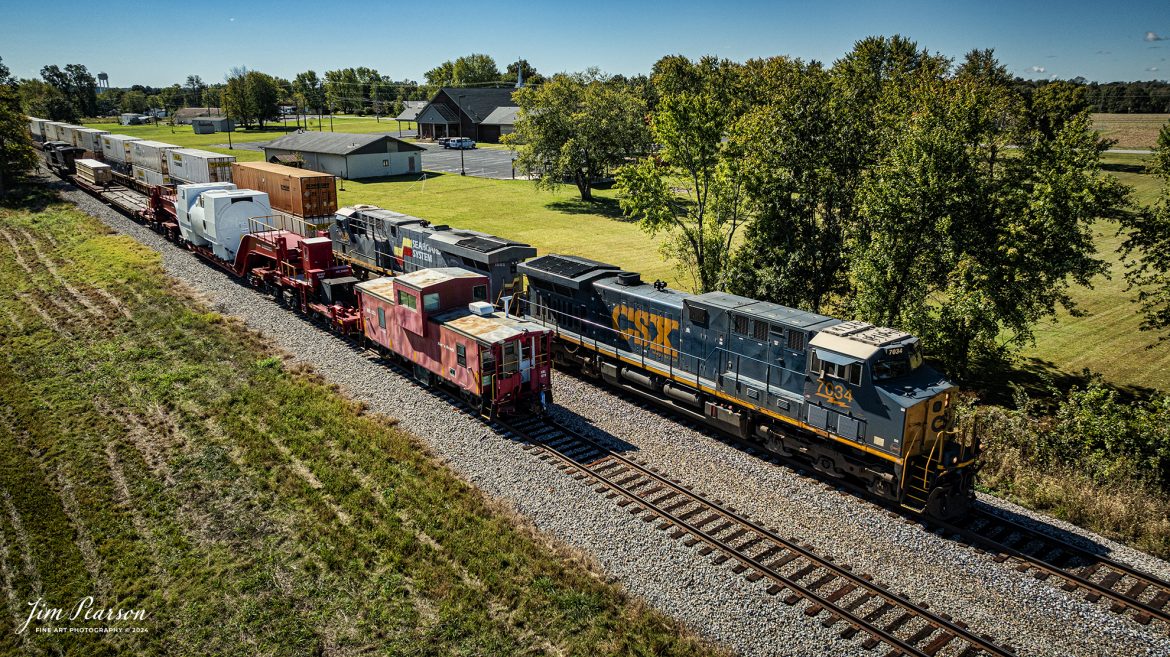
[0,190,722,657]
[1021,152,1170,392]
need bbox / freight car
[518,254,979,518]
[356,268,553,416]
[331,204,536,301]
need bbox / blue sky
[2,0,1169,87]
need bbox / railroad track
[498,415,1017,657]
[929,510,1170,626]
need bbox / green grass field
[0,190,723,657]
[1093,113,1168,150]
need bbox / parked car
[436,136,452,146]
[445,137,476,150]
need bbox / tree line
[8,53,542,127]
[1016,78,1170,114]
[508,37,1135,381]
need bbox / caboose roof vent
[469,301,495,317]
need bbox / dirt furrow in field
[267,435,351,526]
[15,229,105,319]
[0,303,24,331]
[54,467,110,595]
[0,525,36,654]
[0,229,33,274]
[99,404,175,487]
[104,441,169,587]
[2,492,42,599]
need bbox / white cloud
[1029,66,1046,73]
[1146,31,1165,41]
[1148,66,1160,72]
[229,17,235,22]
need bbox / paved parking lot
[418,143,520,180]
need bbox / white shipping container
[131,140,179,173]
[99,134,141,164]
[132,165,172,187]
[41,122,60,141]
[28,117,45,138]
[74,128,110,154]
[168,148,235,184]
[60,125,83,146]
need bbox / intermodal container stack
[73,128,110,156]
[28,118,46,142]
[230,161,338,231]
[100,134,141,169]
[131,140,179,188]
[168,148,235,184]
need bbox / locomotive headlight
[951,456,958,464]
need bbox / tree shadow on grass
[545,196,629,221]
[1102,161,1150,174]
[968,355,1160,407]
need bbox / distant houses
[261,131,424,180]
[415,88,519,143]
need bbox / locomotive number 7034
[815,379,853,408]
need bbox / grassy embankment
[0,188,723,657]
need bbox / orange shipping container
[230,161,338,218]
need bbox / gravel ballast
[55,179,1170,657]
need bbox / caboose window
[377,307,386,328]
[456,344,466,367]
[473,285,487,301]
[397,290,417,310]
[733,315,749,335]
[424,293,441,312]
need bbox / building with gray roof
[261,131,425,180]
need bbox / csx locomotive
[519,254,978,518]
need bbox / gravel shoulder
[55,177,1170,657]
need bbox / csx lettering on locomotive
[611,304,679,357]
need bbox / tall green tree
[39,64,97,119]
[425,54,502,88]
[507,69,649,202]
[849,54,1128,376]
[185,74,205,107]
[616,56,747,293]
[723,56,860,311]
[0,83,39,196]
[506,59,544,85]
[223,68,279,129]
[293,70,325,121]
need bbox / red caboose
[356,268,553,416]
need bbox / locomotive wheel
[927,486,962,520]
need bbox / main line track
[498,416,1016,657]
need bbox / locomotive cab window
[812,351,862,386]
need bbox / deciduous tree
[616,56,747,293]
[1122,123,1170,335]
[0,83,38,196]
[508,69,649,202]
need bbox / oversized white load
[130,140,179,173]
[100,134,141,164]
[76,159,113,186]
[175,183,271,262]
[168,148,235,184]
